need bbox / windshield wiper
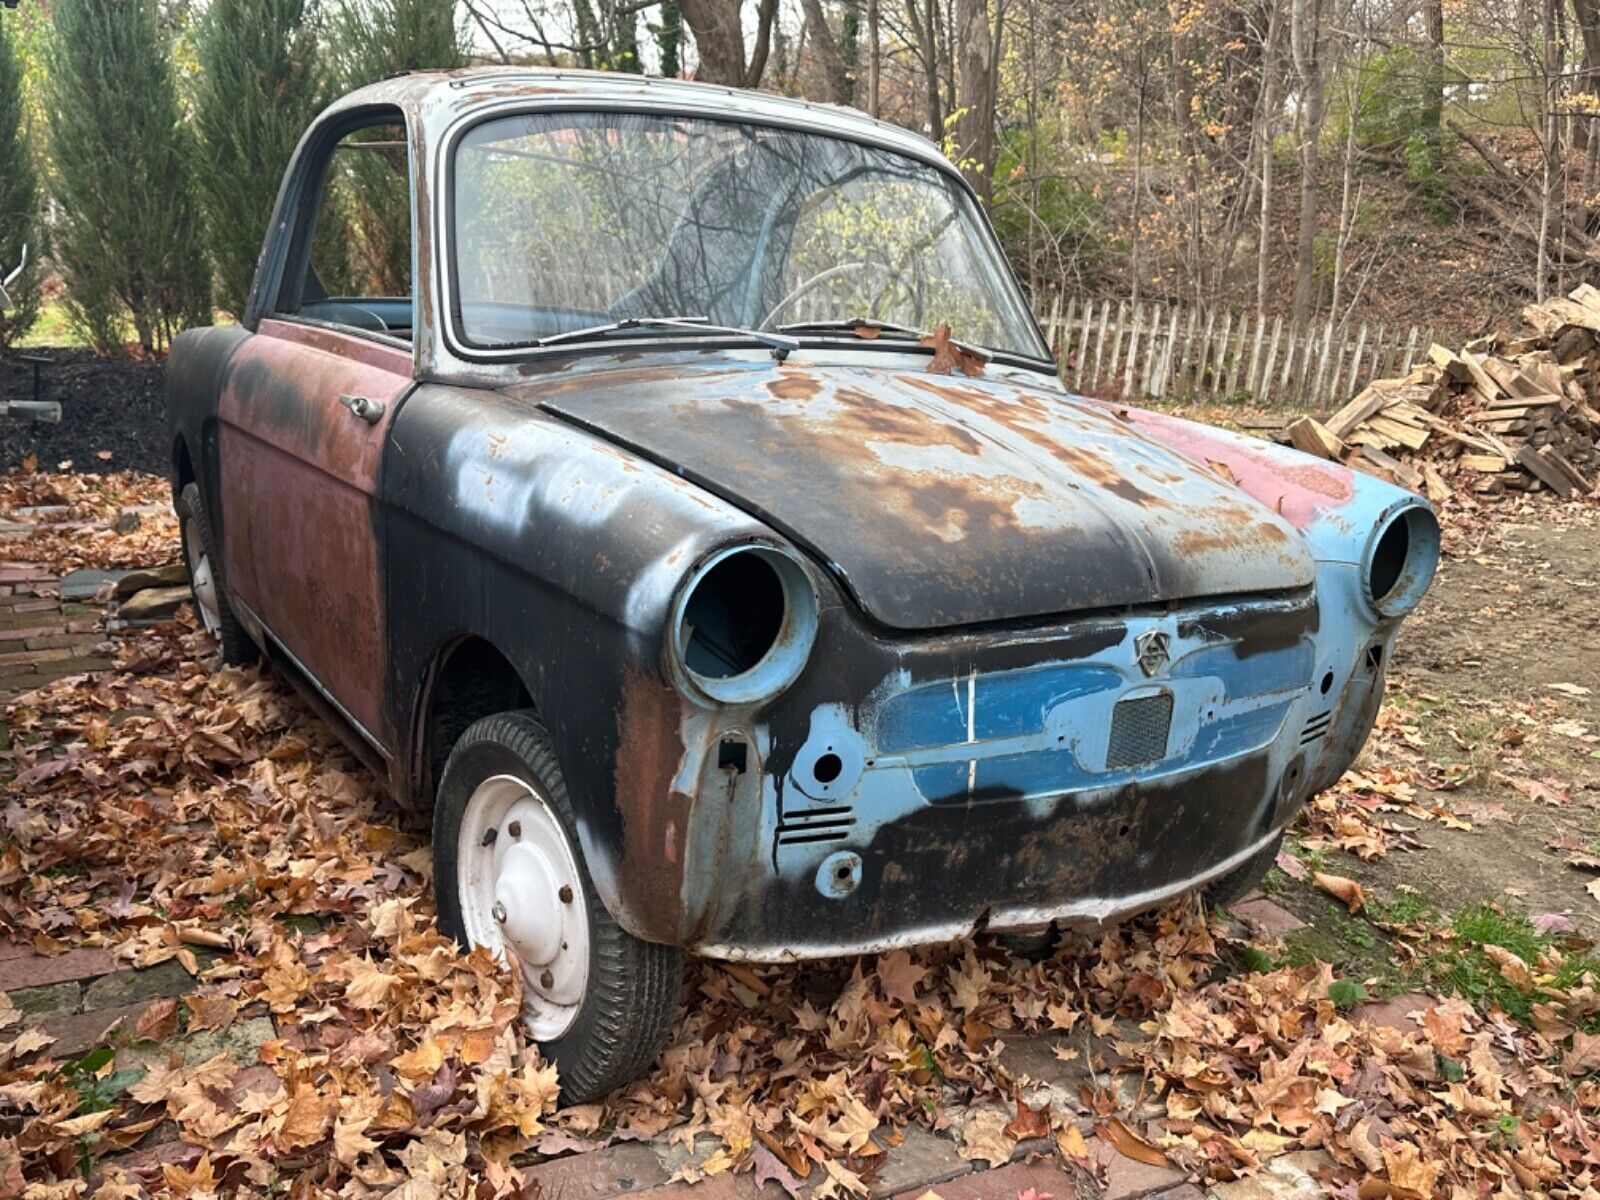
[534,315,799,361]
[775,317,931,340]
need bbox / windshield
[449,111,1048,360]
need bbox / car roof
[332,66,948,170]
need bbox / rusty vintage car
[166,68,1439,1099]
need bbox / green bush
[47,0,211,354]
[0,16,41,349]
[194,0,324,318]
[989,125,1106,286]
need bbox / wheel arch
[172,435,197,501]
[409,633,536,812]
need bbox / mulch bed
[0,347,167,476]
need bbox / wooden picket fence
[1032,296,1441,411]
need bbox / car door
[217,111,416,752]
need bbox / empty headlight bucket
[670,543,819,704]
[1361,501,1441,618]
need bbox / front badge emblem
[1134,630,1171,677]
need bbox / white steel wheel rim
[457,774,590,1041]
[183,517,222,637]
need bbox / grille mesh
[1107,692,1174,769]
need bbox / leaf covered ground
[2,470,1600,1199]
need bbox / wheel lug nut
[540,969,555,989]
[508,821,521,838]
[492,901,507,923]
[481,828,498,846]
[559,885,573,904]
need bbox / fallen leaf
[1099,1118,1172,1169]
[1003,1094,1051,1141]
[957,1108,1017,1167]
[1313,872,1367,913]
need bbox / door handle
[338,393,385,425]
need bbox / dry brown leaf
[1099,1118,1172,1169]
[1313,871,1367,913]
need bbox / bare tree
[1290,0,1330,325]
[678,0,779,85]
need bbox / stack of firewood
[1283,285,1600,500]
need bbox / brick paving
[0,561,115,703]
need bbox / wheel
[433,710,683,1102]
[176,483,256,665]
[1204,833,1284,908]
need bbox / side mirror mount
[0,243,25,312]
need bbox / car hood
[519,358,1315,631]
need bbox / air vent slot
[777,804,856,847]
[1300,711,1333,745]
[1106,692,1174,770]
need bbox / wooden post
[1140,304,1164,397]
[1104,301,1129,391]
[1076,298,1097,390]
[1246,313,1268,398]
[1090,300,1112,390]
[1261,317,1284,405]
[1400,325,1420,374]
[1343,322,1369,403]
[1192,309,1216,397]
[1209,310,1233,399]
[1154,308,1180,396]
[1123,303,1146,396]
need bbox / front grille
[1106,692,1174,769]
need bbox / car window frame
[259,103,417,356]
[434,99,1056,373]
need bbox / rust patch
[613,668,692,927]
[766,372,822,401]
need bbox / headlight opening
[671,544,819,704]
[1362,503,1440,618]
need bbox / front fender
[381,383,772,944]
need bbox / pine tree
[327,0,466,90]
[321,0,466,298]
[47,0,211,354]
[0,15,40,349]
[194,0,323,318]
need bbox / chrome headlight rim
[668,541,820,706]
[1360,499,1440,619]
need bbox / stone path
[0,561,114,704]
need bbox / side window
[277,118,413,340]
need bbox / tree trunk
[954,0,997,198]
[1421,0,1444,172]
[1290,0,1326,327]
[1257,0,1282,315]
[868,0,880,115]
[679,0,777,86]
[799,0,853,103]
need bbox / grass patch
[1422,903,1600,1027]
[16,298,87,349]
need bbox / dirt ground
[1278,508,1600,943]
[0,347,167,475]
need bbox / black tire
[1204,833,1284,908]
[176,483,257,666]
[433,710,683,1103]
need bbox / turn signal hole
[813,752,843,784]
[682,552,785,679]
